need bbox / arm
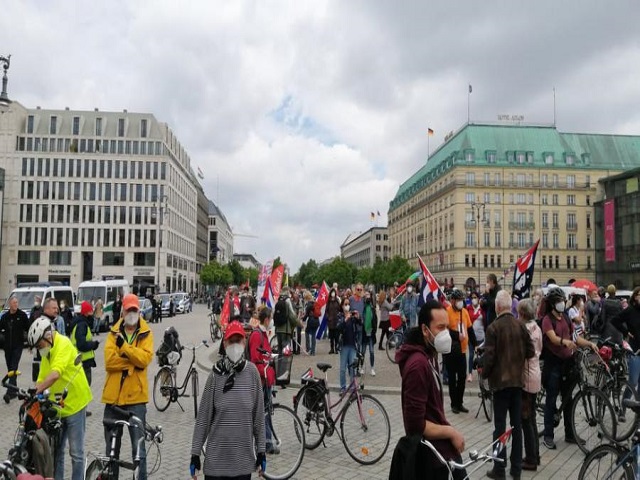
[118,331,154,369]
[252,368,266,455]
[191,372,216,455]
[248,331,262,365]
[74,321,97,352]
[481,325,496,379]
[104,332,135,372]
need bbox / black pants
[443,352,466,408]
[83,363,92,386]
[276,332,291,354]
[492,387,523,476]
[4,347,22,398]
[377,321,391,349]
[329,328,339,352]
[522,390,540,465]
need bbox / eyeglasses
[356,288,363,292]
[223,372,235,393]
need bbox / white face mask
[428,327,452,354]
[407,286,413,293]
[330,293,336,298]
[226,343,244,364]
[39,346,51,358]
[343,305,350,312]
[124,311,139,326]
[554,302,566,313]
[456,301,464,310]
[472,298,478,306]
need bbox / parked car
[173,292,191,314]
[138,297,154,323]
[158,293,174,317]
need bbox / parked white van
[75,279,130,331]
[4,282,75,316]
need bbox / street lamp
[471,199,486,291]
[153,195,168,292]
[0,55,11,107]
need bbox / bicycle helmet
[545,286,566,303]
[450,289,465,300]
[27,316,53,348]
[599,346,613,362]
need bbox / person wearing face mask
[390,300,466,480]
[326,288,342,354]
[612,287,640,399]
[400,283,419,328]
[191,321,265,480]
[567,295,586,340]
[70,301,100,416]
[338,299,362,395]
[466,292,484,382]
[101,293,154,480]
[444,289,476,414]
[361,290,378,376]
[29,316,93,480]
[540,287,597,450]
[482,291,535,480]
[29,295,43,324]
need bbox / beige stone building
[388,123,640,291]
[341,227,389,268]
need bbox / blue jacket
[400,293,419,326]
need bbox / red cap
[80,301,93,316]
[224,321,245,340]
[122,294,139,312]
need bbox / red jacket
[248,328,275,386]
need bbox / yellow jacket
[101,317,154,406]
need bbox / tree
[318,257,355,288]
[296,259,320,288]
[200,261,233,287]
[246,267,259,289]
[227,259,245,285]
[382,256,415,287]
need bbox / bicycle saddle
[316,363,332,372]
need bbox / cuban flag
[417,254,448,306]
[512,240,540,299]
[315,281,330,339]
[256,259,273,305]
[263,265,285,308]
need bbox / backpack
[273,298,288,327]
[156,326,182,366]
[245,328,264,360]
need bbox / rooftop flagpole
[468,84,472,124]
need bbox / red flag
[512,240,540,299]
[219,289,231,330]
[428,128,434,136]
[270,265,285,302]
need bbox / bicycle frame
[166,341,206,398]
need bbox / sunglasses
[356,288,363,292]
[223,372,235,393]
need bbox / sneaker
[371,368,376,377]
[457,404,469,413]
[543,436,556,450]
[451,406,460,414]
[86,411,92,417]
[266,444,280,455]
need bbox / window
[506,151,515,163]
[587,256,592,270]
[567,213,577,229]
[542,212,548,228]
[465,232,475,247]
[542,256,547,269]
[465,254,469,267]
[567,194,576,205]
[544,153,554,165]
[49,116,57,135]
[133,252,155,266]
[526,152,534,164]
[586,195,591,206]
[567,175,576,188]
[27,115,34,134]
[484,173,490,186]
[541,194,548,205]
[587,234,592,249]
[568,233,577,249]
[483,192,490,204]
[140,119,148,138]
[553,233,559,248]
[486,151,496,163]
[494,232,501,247]
[494,211,501,227]
[565,153,575,165]
[552,194,558,205]
[465,150,474,163]
[494,173,501,186]
[465,192,475,203]
[552,213,559,228]
[484,231,490,247]
[541,174,548,187]
[118,118,125,137]
[49,251,72,265]
[95,117,102,136]
[465,172,475,186]
[72,116,80,135]
[567,256,571,269]
[103,252,125,266]
[516,152,525,164]
[555,256,559,269]
[542,233,548,248]
[494,193,501,203]
[516,174,525,187]
[18,250,40,265]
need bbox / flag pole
[553,87,556,127]
[427,133,430,159]
[467,84,472,124]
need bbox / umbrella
[572,279,597,291]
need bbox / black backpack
[273,298,288,327]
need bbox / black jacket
[70,314,99,367]
[0,309,29,350]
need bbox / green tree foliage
[318,257,355,288]
[246,267,259,289]
[272,257,282,270]
[382,256,415,287]
[200,261,233,287]
[296,259,320,288]
[227,259,245,285]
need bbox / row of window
[19,204,165,226]
[21,158,167,180]
[18,136,163,156]
[464,149,589,166]
[27,115,148,138]
[18,250,157,267]
[20,181,164,204]
[464,192,588,206]
[465,172,589,188]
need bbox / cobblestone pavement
[0,305,586,479]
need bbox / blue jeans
[340,345,357,390]
[104,403,147,480]
[362,335,375,368]
[492,387,523,475]
[55,407,86,480]
[305,327,318,355]
[628,355,640,392]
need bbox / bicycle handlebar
[184,340,210,350]
[105,406,164,443]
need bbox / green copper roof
[390,123,640,210]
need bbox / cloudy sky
[2,1,639,271]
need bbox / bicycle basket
[274,354,293,387]
[302,383,325,412]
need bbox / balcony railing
[508,221,536,231]
[566,223,578,231]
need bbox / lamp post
[0,55,11,107]
[153,195,168,291]
[471,199,486,291]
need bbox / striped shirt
[191,361,265,477]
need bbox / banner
[605,200,616,262]
[315,281,330,339]
[264,265,285,308]
[256,259,273,304]
[512,240,540,299]
[417,255,447,306]
[219,289,231,330]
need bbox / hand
[115,334,125,348]
[190,455,201,477]
[450,429,465,453]
[255,452,266,471]
[590,342,599,352]
[564,340,578,351]
[35,383,45,395]
[93,340,100,350]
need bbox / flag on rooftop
[197,166,204,179]
[428,128,434,136]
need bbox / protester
[391,300,466,480]
[59,300,74,335]
[93,297,104,335]
[101,293,154,480]
[240,285,256,324]
[540,287,598,449]
[42,298,65,335]
[483,274,501,328]
[444,289,476,414]
[377,289,394,350]
[612,287,640,395]
[274,287,302,355]
[291,290,304,355]
[326,288,342,354]
[518,299,543,471]
[70,301,100,416]
[467,291,484,382]
[339,298,361,394]
[113,293,123,326]
[361,290,378,376]
[190,321,265,479]
[482,291,534,479]
[303,291,319,355]
[0,296,29,403]
[29,296,43,324]
[400,283,419,328]
[349,283,366,345]
[29,316,92,480]
[567,295,585,340]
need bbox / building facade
[208,200,233,264]
[388,123,640,291]
[341,227,389,268]
[595,167,640,289]
[233,253,261,270]
[0,101,208,299]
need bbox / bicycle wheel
[192,370,200,419]
[535,388,547,437]
[385,331,403,364]
[571,387,617,455]
[605,380,639,442]
[340,393,390,465]
[262,404,305,480]
[270,334,279,354]
[153,367,174,412]
[85,457,112,480]
[578,443,632,480]
[293,386,327,450]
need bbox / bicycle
[255,347,305,480]
[385,324,407,364]
[422,427,513,480]
[473,347,493,423]
[577,398,640,479]
[85,405,164,480]
[293,352,391,465]
[534,348,618,455]
[153,339,209,418]
[209,312,222,343]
